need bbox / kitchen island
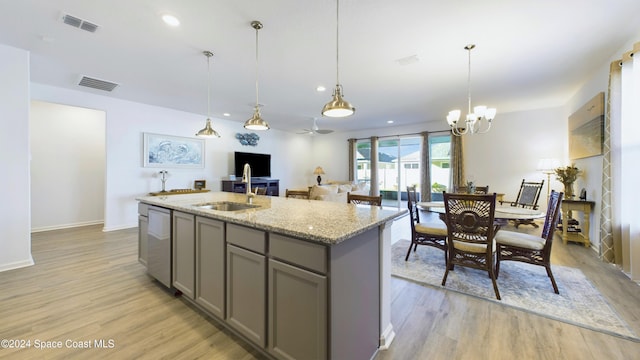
[137,191,405,360]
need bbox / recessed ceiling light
[387,120,394,124]
[223,113,231,117]
[161,14,180,27]
[316,86,326,92]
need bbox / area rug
[392,239,639,341]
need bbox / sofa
[308,181,370,203]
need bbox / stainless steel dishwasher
[147,206,172,287]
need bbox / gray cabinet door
[138,214,148,267]
[268,259,327,360]
[195,216,225,319]
[172,211,195,299]
[226,244,266,347]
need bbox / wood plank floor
[1,219,639,359]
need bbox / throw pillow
[309,184,339,199]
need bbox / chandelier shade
[244,21,270,131]
[322,0,355,118]
[446,44,496,136]
[196,50,221,138]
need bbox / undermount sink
[193,201,260,212]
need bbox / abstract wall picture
[143,133,205,168]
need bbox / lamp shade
[313,166,325,175]
[537,158,561,172]
[196,118,221,138]
[322,85,355,117]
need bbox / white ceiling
[1,0,639,134]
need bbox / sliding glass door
[355,134,451,208]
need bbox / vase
[563,182,574,198]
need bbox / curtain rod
[349,129,451,141]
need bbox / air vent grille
[62,13,99,33]
[78,76,119,92]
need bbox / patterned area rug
[392,239,638,340]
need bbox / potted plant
[554,165,580,198]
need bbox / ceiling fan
[297,118,334,135]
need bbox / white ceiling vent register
[62,13,99,33]
[78,76,119,92]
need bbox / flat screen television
[234,151,271,178]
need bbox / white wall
[0,44,33,271]
[463,107,566,201]
[31,83,313,231]
[30,101,106,231]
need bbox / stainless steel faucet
[242,163,254,203]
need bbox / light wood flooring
[0,218,639,359]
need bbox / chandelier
[446,44,496,136]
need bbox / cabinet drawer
[227,223,266,254]
[138,202,149,216]
[270,233,327,274]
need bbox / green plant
[432,182,447,192]
[554,165,580,185]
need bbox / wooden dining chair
[496,190,564,294]
[285,189,310,199]
[347,193,382,206]
[405,186,448,261]
[441,192,501,300]
[499,179,545,228]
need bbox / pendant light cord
[335,0,340,85]
[207,54,211,118]
[255,25,260,107]
[467,45,472,115]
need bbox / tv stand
[222,179,279,196]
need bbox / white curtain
[616,42,640,279]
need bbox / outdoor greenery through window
[355,134,451,207]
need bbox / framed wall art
[143,133,205,168]
[568,92,604,160]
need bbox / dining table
[417,201,545,226]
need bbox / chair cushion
[452,239,496,253]
[415,221,448,236]
[495,230,545,250]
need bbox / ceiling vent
[78,76,119,92]
[62,13,99,33]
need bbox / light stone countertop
[137,192,406,245]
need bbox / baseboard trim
[0,256,35,272]
[378,323,396,350]
[31,220,104,233]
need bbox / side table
[558,199,595,247]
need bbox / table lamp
[313,166,325,185]
[537,158,560,202]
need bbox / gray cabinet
[138,203,149,267]
[268,259,327,360]
[195,216,225,319]
[173,211,195,299]
[226,224,266,347]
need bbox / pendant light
[322,0,355,117]
[244,21,270,131]
[196,50,221,138]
